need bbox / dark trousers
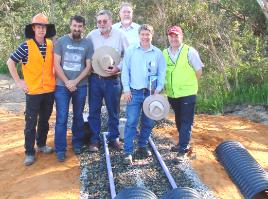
[168,95,196,153]
[24,92,54,155]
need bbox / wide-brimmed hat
[25,13,56,39]
[92,46,121,77]
[143,94,170,121]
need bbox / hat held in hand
[92,46,121,77]
[143,94,170,121]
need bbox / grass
[0,59,9,74]
[197,83,268,114]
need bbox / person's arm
[155,51,167,94]
[196,68,202,80]
[6,58,28,93]
[65,59,91,89]
[121,49,132,103]
[54,53,68,84]
[188,47,204,80]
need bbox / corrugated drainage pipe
[102,132,157,199]
[162,187,202,199]
[215,140,268,199]
[114,187,158,199]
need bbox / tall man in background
[87,10,129,152]
[54,15,93,162]
[6,13,56,166]
[113,2,140,46]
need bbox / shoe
[123,154,133,165]
[171,144,180,152]
[88,143,99,152]
[174,151,187,163]
[24,155,36,166]
[109,140,123,151]
[73,147,81,155]
[171,145,192,153]
[37,145,53,154]
[136,147,152,158]
[57,152,66,162]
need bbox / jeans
[24,92,54,155]
[88,75,121,143]
[124,89,154,155]
[168,95,196,153]
[55,85,87,153]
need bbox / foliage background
[0,0,267,112]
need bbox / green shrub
[0,59,8,74]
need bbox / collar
[137,43,154,52]
[119,22,134,30]
[33,37,46,46]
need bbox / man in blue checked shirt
[121,24,166,165]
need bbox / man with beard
[113,2,140,46]
[86,10,129,152]
[7,13,56,166]
[54,15,94,162]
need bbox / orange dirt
[0,109,267,199]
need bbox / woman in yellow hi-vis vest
[163,26,204,160]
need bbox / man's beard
[122,18,131,25]
[99,27,111,34]
[72,31,82,39]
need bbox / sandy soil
[0,74,267,199]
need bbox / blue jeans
[55,85,87,153]
[24,92,54,155]
[168,95,196,153]
[88,74,121,143]
[124,89,154,155]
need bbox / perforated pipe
[216,140,268,199]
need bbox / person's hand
[65,80,78,92]
[154,89,161,95]
[105,65,120,75]
[16,80,28,93]
[123,91,132,103]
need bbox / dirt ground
[0,74,267,199]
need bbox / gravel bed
[51,105,214,199]
[78,106,214,199]
[79,132,214,199]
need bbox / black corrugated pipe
[162,187,201,199]
[215,141,268,199]
[114,187,158,199]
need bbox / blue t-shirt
[54,35,94,86]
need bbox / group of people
[7,2,203,166]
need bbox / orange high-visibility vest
[22,39,55,94]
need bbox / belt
[92,73,118,80]
[131,88,149,92]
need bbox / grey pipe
[103,132,116,199]
[149,137,178,189]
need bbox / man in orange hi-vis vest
[6,13,56,166]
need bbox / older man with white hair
[113,2,140,46]
[86,10,129,152]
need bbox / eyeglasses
[97,20,108,25]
